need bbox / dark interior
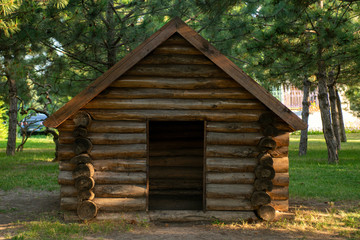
[148,121,204,210]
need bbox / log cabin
[44,17,306,222]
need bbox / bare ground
[0,189,352,240]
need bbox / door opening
[148,121,204,210]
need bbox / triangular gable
[44,17,306,130]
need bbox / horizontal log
[149,167,202,179]
[125,64,229,78]
[251,191,271,207]
[268,146,289,158]
[207,132,263,145]
[149,179,202,190]
[60,159,146,172]
[72,163,94,179]
[73,137,93,155]
[59,171,146,185]
[73,127,88,138]
[206,172,255,184]
[61,185,146,198]
[69,154,92,164]
[258,137,276,152]
[254,179,273,191]
[268,186,289,200]
[206,145,259,158]
[206,122,261,133]
[269,200,289,212]
[140,54,213,65]
[273,132,290,147]
[206,184,254,198]
[149,156,203,167]
[59,132,146,145]
[152,45,203,55]
[262,124,279,137]
[206,198,253,211]
[110,76,239,89]
[58,120,146,133]
[273,157,289,173]
[274,122,293,131]
[84,98,265,111]
[258,153,273,167]
[58,144,146,160]
[206,157,257,172]
[272,173,289,186]
[86,109,265,122]
[61,197,146,211]
[97,88,256,99]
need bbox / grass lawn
[0,134,359,239]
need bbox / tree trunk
[336,90,347,142]
[299,76,311,156]
[106,0,116,69]
[6,71,17,156]
[327,71,341,150]
[317,61,338,164]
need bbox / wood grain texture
[206,122,261,133]
[139,54,213,65]
[59,132,146,145]
[268,186,289,200]
[84,98,265,110]
[207,132,263,145]
[60,159,146,172]
[206,172,255,184]
[206,198,253,211]
[61,185,146,198]
[61,197,146,211]
[58,120,146,133]
[272,157,289,173]
[205,157,257,172]
[206,145,259,158]
[206,184,254,198]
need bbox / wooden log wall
[56,33,290,221]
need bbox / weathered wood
[149,179,202,190]
[206,158,257,172]
[149,156,203,167]
[69,154,92,164]
[61,185,146,198]
[62,197,146,211]
[140,54,213,65]
[254,179,273,191]
[72,163,95,179]
[86,109,265,122]
[73,111,92,128]
[206,184,254,198]
[272,173,289,186]
[206,145,259,158]
[258,113,276,126]
[270,200,289,212]
[64,210,258,222]
[58,144,147,160]
[206,122,261,133]
[162,33,191,45]
[60,132,146,145]
[272,157,289,173]
[268,146,289,158]
[58,120,146,133]
[110,77,239,89]
[206,172,255,184]
[59,171,146,185]
[84,98,265,110]
[92,159,146,172]
[258,137,277,152]
[149,167,202,179]
[152,45,203,55]
[97,88,256,100]
[78,189,95,201]
[268,186,289,200]
[257,205,276,221]
[257,153,273,167]
[207,132,263,145]
[206,198,252,211]
[77,200,97,221]
[73,127,88,138]
[262,124,279,137]
[74,176,95,190]
[273,132,290,147]
[255,165,275,180]
[251,191,271,207]
[73,138,93,155]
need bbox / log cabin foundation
[45,17,306,222]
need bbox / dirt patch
[0,190,354,240]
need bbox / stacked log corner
[71,111,97,221]
[251,113,290,221]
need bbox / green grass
[289,133,360,201]
[0,137,59,191]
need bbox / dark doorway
[148,121,204,210]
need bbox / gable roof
[44,17,307,130]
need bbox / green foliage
[345,86,360,117]
[0,100,8,138]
